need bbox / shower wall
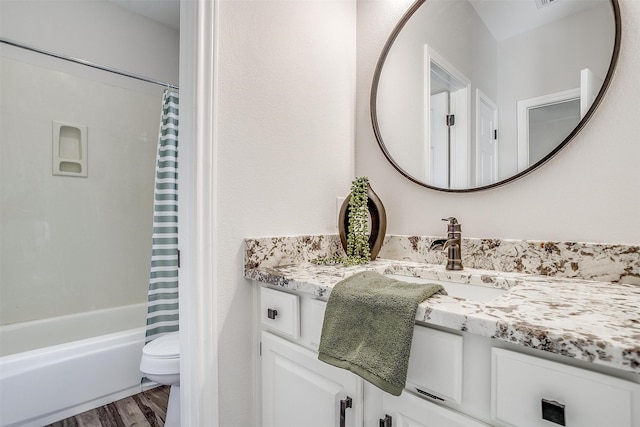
[0,1,179,327]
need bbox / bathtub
[0,303,149,427]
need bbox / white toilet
[140,331,180,427]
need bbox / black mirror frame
[370,0,622,193]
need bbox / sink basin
[386,274,507,302]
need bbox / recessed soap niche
[52,121,88,177]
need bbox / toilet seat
[143,331,180,358]
[140,332,180,375]
[140,332,181,426]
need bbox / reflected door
[430,91,449,188]
[517,88,581,171]
[476,92,498,187]
[528,99,580,165]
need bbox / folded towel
[318,271,446,396]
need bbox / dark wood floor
[45,385,169,427]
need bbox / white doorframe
[580,68,603,119]
[516,88,580,172]
[179,0,219,426]
[423,45,471,188]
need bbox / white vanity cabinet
[258,285,488,427]
[257,284,640,427]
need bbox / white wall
[0,2,179,324]
[216,0,356,424]
[357,0,640,246]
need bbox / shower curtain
[145,89,179,344]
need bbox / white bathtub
[0,303,149,427]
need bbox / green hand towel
[318,271,446,396]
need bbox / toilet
[140,331,180,426]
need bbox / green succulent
[313,176,371,266]
[343,176,371,266]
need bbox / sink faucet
[429,217,463,270]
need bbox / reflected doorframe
[423,45,471,189]
[516,87,580,172]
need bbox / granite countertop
[246,259,640,375]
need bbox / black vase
[338,183,387,261]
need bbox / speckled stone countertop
[246,255,640,375]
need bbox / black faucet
[429,217,463,270]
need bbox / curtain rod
[0,37,179,91]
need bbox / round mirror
[371,0,620,192]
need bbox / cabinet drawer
[382,389,490,427]
[260,287,300,340]
[491,348,640,427]
[405,326,463,404]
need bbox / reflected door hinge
[177,249,181,268]
[380,414,393,427]
[259,341,262,356]
[446,114,455,126]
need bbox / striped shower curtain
[145,90,180,344]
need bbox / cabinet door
[380,391,490,427]
[262,331,362,427]
[406,326,463,404]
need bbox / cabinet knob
[339,396,352,427]
[267,308,278,320]
[379,414,392,427]
[541,398,565,426]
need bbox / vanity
[246,235,640,427]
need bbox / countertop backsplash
[245,234,639,285]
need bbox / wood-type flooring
[45,385,169,427]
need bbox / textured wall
[0,58,160,324]
[0,1,179,325]
[216,0,356,424]
[356,0,640,246]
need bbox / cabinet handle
[379,414,392,427]
[541,398,566,426]
[339,396,352,427]
[267,308,278,319]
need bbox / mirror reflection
[373,0,618,191]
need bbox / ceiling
[108,0,180,30]
[468,0,606,40]
[106,0,606,41]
